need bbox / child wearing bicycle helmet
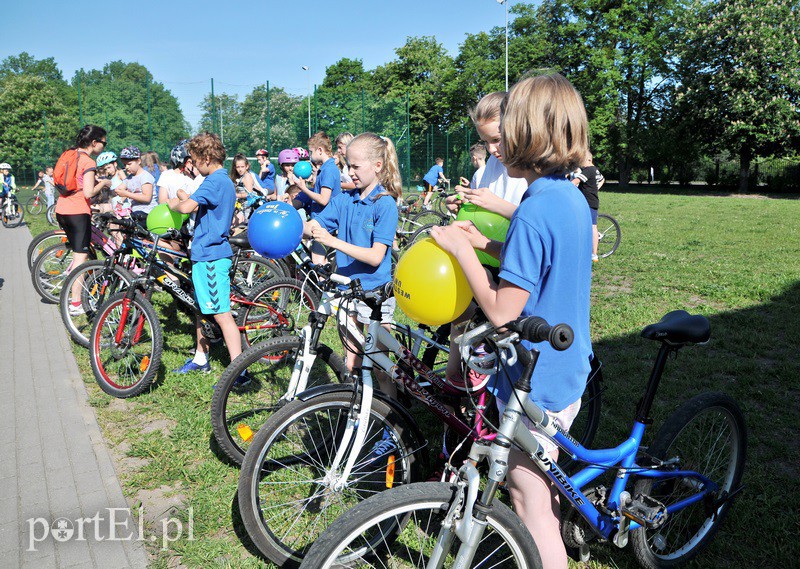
[274,148,299,199]
[431,73,592,569]
[0,163,16,210]
[95,151,131,217]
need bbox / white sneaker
[592,254,599,262]
[68,303,85,316]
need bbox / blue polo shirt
[314,184,398,291]
[190,168,236,262]
[491,175,593,412]
[309,157,342,218]
[423,164,443,186]
[258,162,276,191]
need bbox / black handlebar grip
[519,317,574,351]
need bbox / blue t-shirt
[258,162,276,191]
[309,158,342,218]
[423,164,443,186]
[314,184,398,291]
[190,168,236,262]
[491,175,593,412]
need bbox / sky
[4,0,514,129]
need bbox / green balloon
[455,203,510,267]
[146,203,184,235]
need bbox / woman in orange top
[54,124,108,312]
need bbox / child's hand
[114,186,127,197]
[430,224,473,258]
[452,220,491,250]
[460,187,500,210]
[310,224,334,247]
[459,176,470,188]
[444,193,463,213]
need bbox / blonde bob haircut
[469,91,505,125]
[501,73,588,177]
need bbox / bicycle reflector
[385,456,396,489]
[237,424,254,443]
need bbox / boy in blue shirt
[255,149,275,193]
[421,157,447,209]
[167,132,242,376]
[431,74,592,569]
[296,131,342,263]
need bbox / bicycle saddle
[641,310,710,345]
[230,230,251,249]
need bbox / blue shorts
[192,258,232,315]
[590,208,598,224]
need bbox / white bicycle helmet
[0,163,11,169]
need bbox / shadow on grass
[230,489,272,563]
[603,182,800,200]
[583,280,799,568]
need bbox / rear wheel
[59,261,134,348]
[2,198,24,228]
[89,291,163,398]
[28,229,67,271]
[300,482,542,569]
[238,390,426,566]
[46,204,58,226]
[210,335,347,466]
[596,214,621,258]
[26,196,44,215]
[407,223,438,248]
[631,392,746,569]
[233,253,285,296]
[31,242,74,303]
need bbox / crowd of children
[34,71,606,569]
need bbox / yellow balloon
[394,238,473,326]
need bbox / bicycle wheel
[46,204,58,226]
[30,242,74,304]
[28,229,67,271]
[236,277,321,349]
[211,335,347,466]
[596,214,621,258]
[59,261,134,348]
[407,223,438,249]
[300,481,541,569]
[2,198,24,228]
[89,291,163,398]
[411,209,448,228]
[558,356,604,471]
[233,253,285,297]
[631,392,746,569]
[238,389,427,566]
[26,196,44,215]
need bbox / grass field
[18,186,800,568]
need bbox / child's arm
[121,182,153,204]
[167,195,198,214]
[308,220,387,267]
[31,179,42,191]
[297,177,332,207]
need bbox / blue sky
[5,0,514,128]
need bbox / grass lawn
[18,186,800,568]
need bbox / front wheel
[210,335,346,466]
[238,389,426,566]
[631,392,746,569]
[59,261,134,348]
[300,482,542,569]
[26,196,44,215]
[596,213,621,258]
[27,229,67,271]
[31,242,74,303]
[46,204,58,226]
[89,291,163,398]
[2,198,24,228]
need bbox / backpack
[53,149,85,197]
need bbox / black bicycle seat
[230,230,250,249]
[640,310,710,345]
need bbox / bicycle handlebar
[509,317,574,351]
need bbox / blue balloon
[247,201,304,259]
[293,161,312,179]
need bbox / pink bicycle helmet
[278,149,300,165]
[293,147,310,160]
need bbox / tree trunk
[738,146,752,193]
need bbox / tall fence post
[266,80,271,155]
[361,88,365,133]
[211,78,217,134]
[43,111,49,163]
[162,113,167,156]
[77,71,84,127]
[105,109,109,137]
[406,93,411,191]
[445,131,450,174]
[147,74,153,149]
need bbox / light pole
[302,66,311,138]
[497,0,509,91]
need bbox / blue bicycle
[301,310,746,569]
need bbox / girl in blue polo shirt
[431,74,592,569]
[305,132,400,373]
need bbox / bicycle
[302,310,746,569]
[1,192,24,228]
[234,279,602,566]
[25,188,48,215]
[87,224,313,398]
[597,212,621,258]
[46,204,57,226]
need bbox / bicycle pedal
[621,494,667,529]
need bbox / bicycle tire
[2,198,24,228]
[300,481,542,569]
[630,392,746,569]
[238,389,427,566]
[59,261,134,348]
[89,291,163,398]
[407,223,438,248]
[559,357,604,471]
[26,196,44,215]
[211,335,347,466]
[28,229,67,271]
[410,209,448,228]
[235,277,321,350]
[30,242,74,304]
[233,253,285,297]
[46,204,58,226]
[596,214,621,258]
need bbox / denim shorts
[590,207,598,225]
[192,258,232,315]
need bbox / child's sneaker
[68,303,85,316]
[173,358,211,374]
[363,429,396,466]
[232,371,252,390]
[592,254,599,262]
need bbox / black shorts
[423,181,435,193]
[56,213,92,254]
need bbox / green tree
[0,52,64,83]
[239,85,304,155]
[676,0,800,192]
